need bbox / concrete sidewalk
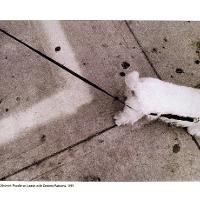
[0,21,200,181]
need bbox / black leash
[0,28,132,109]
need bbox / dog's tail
[125,71,140,90]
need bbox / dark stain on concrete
[194,42,200,59]
[102,43,109,48]
[163,37,168,42]
[5,108,9,112]
[114,96,119,101]
[81,175,101,182]
[0,99,3,104]
[119,72,126,77]
[98,139,104,143]
[55,46,61,52]
[173,144,180,153]
[196,41,200,50]
[40,134,46,142]
[5,56,7,59]
[83,62,86,66]
[16,97,20,102]
[151,48,158,53]
[121,61,130,69]
[175,68,184,74]
[170,75,174,78]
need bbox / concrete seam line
[185,131,200,150]
[0,124,117,180]
[124,21,162,80]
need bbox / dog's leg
[114,96,144,126]
[114,108,144,126]
[187,125,200,136]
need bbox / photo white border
[0,0,200,20]
[0,0,200,199]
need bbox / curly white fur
[114,71,200,136]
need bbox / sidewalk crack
[0,124,117,180]
[125,21,162,80]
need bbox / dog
[114,71,200,136]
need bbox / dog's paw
[114,113,123,126]
[114,112,128,126]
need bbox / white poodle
[114,71,200,136]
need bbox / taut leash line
[0,28,130,108]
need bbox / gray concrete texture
[0,21,200,181]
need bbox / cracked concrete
[0,21,200,181]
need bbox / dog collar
[150,113,200,123]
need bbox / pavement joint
[185,130,200,150]
[0,124,117,180]
[125,21,162,80]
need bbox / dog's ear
[125,71,139,90]
[131,90,135,96]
